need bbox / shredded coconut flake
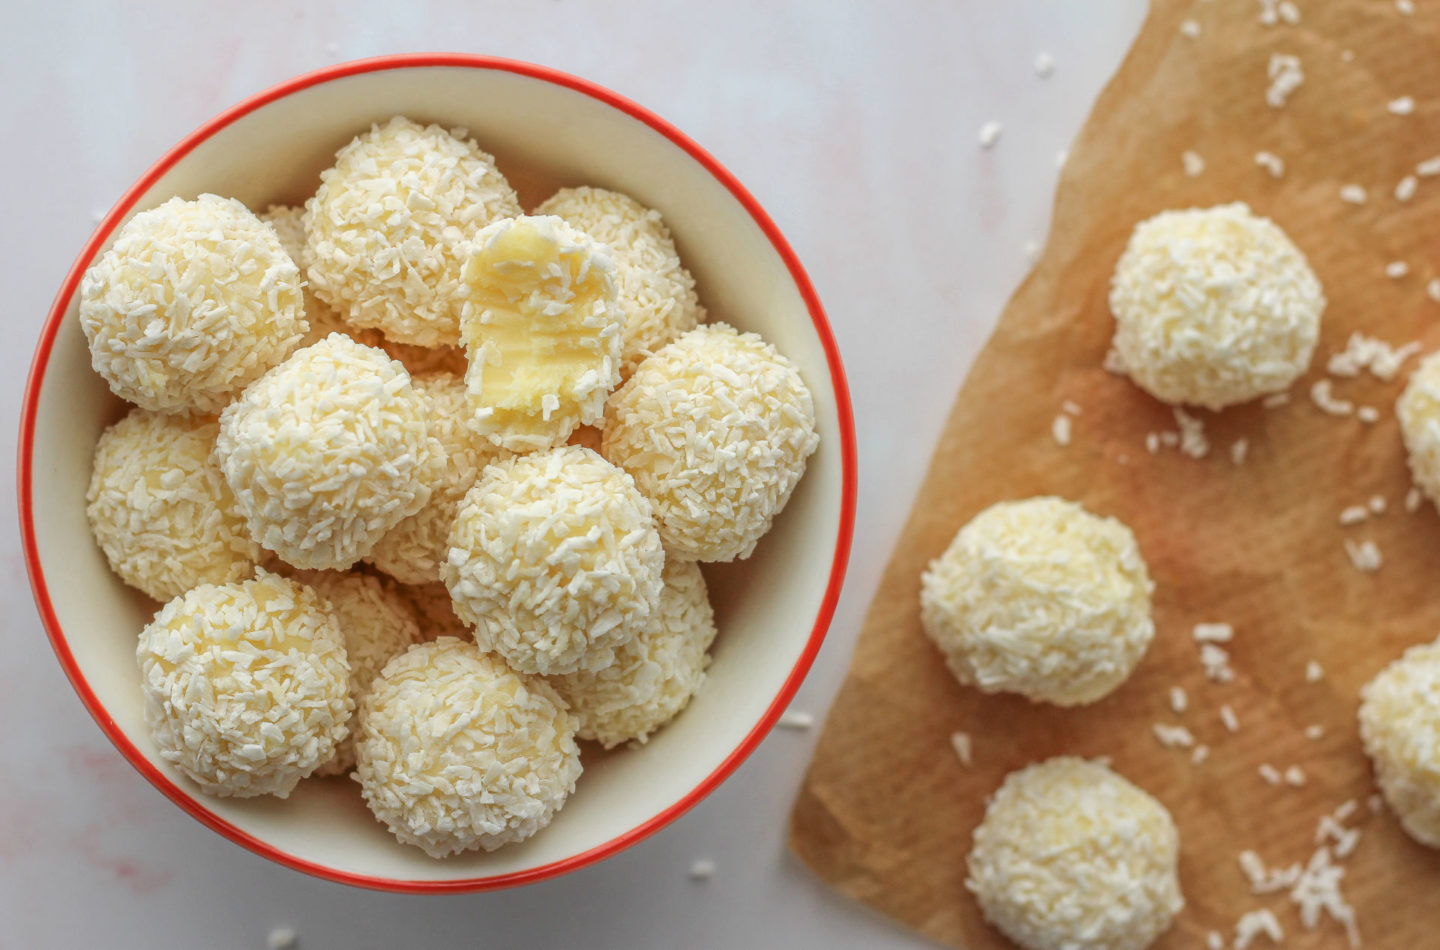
[1192,743,1211,765]
[1387,260,1411,279]
[1221,704,1240,733]
[951,731,973,766]
[1230,438,1250,465]
[689,858,716,880]
[1169,685,1188,714]
[1267,54,1304,108]
[1389,95,1416,115]
[1153,722,1196,749]
[1263,392,1291,408]
[1259,763,1283,785]
[1034,51,1055,77]
[1286,765,1308,787]
[1418,156,1440,177]
[1203,643,1236,683]
[1340,184,1368,204]
[1327,333,1420,380]
[1306,724,1325,740]
[1182,150,1207,177]
[1344,538,1382,572]
[1180,18,1201,37]
[266,928,297,950]
[1174,408,1210,458]
[1396,175,1419,201]
[1407,486,1424,512]
[1255,151,1285,177]
[1235,908,1285,948]
[1306,660,1325,682]
[1051,414,1072,446]
[779,710,815,730]
[1311,379,1355,416]
[1195,622,1235,643]
[978,121,1003,148]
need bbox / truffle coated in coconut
[458,215,624,452]
[215,334,445,570]
[602,323,818,562]
[550,559,716,748]
[260,204,350,346]
[443,446,665,676]
[86,408,262,602]
[354,637,581,857]
[136,570,352,798]
[80,194,307,413]
[919,497,1154,707]
[967,757,1183,950]
[535,186,704,376]
[1399,351,1440,513]
[402,581,472,641]
[1109,202,1324,409]
[366,372,505,584]
[304,116,521,347]
[292,570,424,776]
[1359,637,1440,847]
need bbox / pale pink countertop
[0,2,1145,946]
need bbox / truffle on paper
[1359,636,1440,848]
[920,496,1154,706]
[1109,202,1324,409]
[1399,351,1440,513]
[967,757,1184,950]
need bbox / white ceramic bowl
[19,55,855,891]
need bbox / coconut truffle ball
[550,558,717,748]
[136,570,352,798]
[1359,637,1440,847]
[86,408,262,602]
[535,186,704,376]
[1398,351,1440,512]
[1109,202,1324,409]
[920,497,1154,707]
[355,637,581,857]
[602,323,819,562]
[459,215,624,452]
[80,194,307,413]
[293,571,424,776]
[967,757,1184,950]
[444,446,665,676]
[305,116,521,347]
[260,204,349,346]
[366,372,505,584]
[215,334,445,570]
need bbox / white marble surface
[0,2,1147,947]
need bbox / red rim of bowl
[16,53,857,892]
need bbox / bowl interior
[25,60,849,887]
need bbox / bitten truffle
[1359,636,1440,847]
[86,408,261,601]
[967,757,1184,950]
[458,215,624,452]
[365,372,505,584]
[920,497,1154,706]
[535,186,704,376]
[215,334,445,570]
[80,194,306,413]
[549,558,717,748]
[293,571,424,776]
[1109,202,1324,409]
[1399,351,1440,512]
[136,570,352,798]
[354,638,581,857]
[444,446,665,676]
[305,117,521,347]
[602,323,819,562]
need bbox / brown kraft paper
[790,1,1440,947]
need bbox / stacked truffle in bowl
[80,117,818,858]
